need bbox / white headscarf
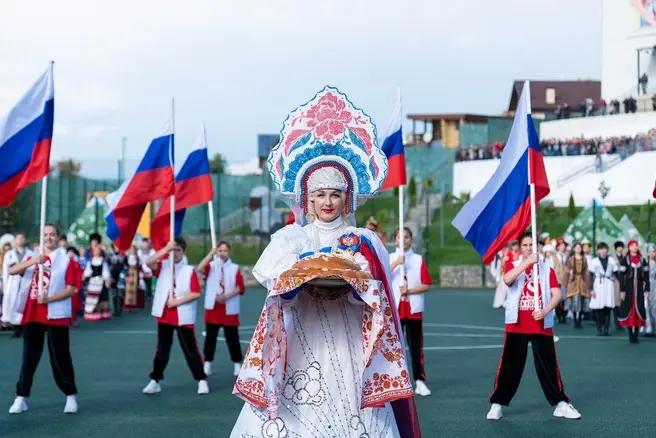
[306,167,348,193]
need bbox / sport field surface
[1,288,655,438]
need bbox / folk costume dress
[566,255,590,327]
[589,255,618,335]
[82,255,110,320]
[231,87,420,438]
[617,253,650,337]
[646,254,656,335]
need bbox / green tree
[54,159,81,176]
[408,176,417,207]
[568,193,576,218]
[209,153,226,174]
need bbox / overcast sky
[0,0,602,174]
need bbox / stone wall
[440,265,496,288]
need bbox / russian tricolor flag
[150,126,214,250]
[452,81,549,263]
[380,95,407,190]
[0,63,54,207]
[106,119,175,252]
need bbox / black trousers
[150,323,206,381]
[490,333,569,406]
[594,308,612,334]
[401,318,426,382]
[203,323,243,363]
[16,323,77,397]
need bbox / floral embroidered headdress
[267,86,388,214]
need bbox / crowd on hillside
[457,129,656,161]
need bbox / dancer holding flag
[0,63,81,415]
[142,237,208,395]
[197,240,246,378]
[381,91,433,398]
[143,127,213,394]
[453,82,580,421]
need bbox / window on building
[545,88,556,104]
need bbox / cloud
[76,124,118,139]
[1,0,602,165]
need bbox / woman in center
[230,87,420,438]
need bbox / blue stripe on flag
[0,98,54,184]
[176,149,210,182]
[527,115,541,152]
[136,134,173,172]
[464,150,530,255]
[381,127,403,158]
[106,212,121,241]
[174,209,185,236]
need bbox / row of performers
[4,223,246,414]
[1,233,160,325]
[491,238,654,343]
[3,222,435,420]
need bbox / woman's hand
[532,309,545,321]
[166,296,179,308]
[37,294,49,304]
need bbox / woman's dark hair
[597,242,608,250]
[44,222,60,235]
[174,236,187,252]
[614,240,625,250]
[217,241,231,250]
[395,227,413,239]
[89,232,102,245]
[66,246,80,257]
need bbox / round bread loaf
[279,254,372,282]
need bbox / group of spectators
[457,130,656,162]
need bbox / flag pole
[525,81,540,311]
[169,98,176,298]
[204,124,218,253]
[397,86,406,286]
[38,61,54,300]
[37,175,48,299]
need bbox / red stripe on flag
[116,167,174,210]
[529,148,550,200]
[0,138,51,207]
[482,197,532,263]
[381,154,407,191]
[112,204,149,252]
[150,174,214,250]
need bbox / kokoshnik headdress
[268,86,388,214]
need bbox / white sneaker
[197,379,210,395]
[414,379,431,396]
[486,403,503,420]
[142,380,161,394]
[203,361,213,376]
[233,362,242,377]
[553,401,581,419]
[63,395,78,414]
[8,397,28,414]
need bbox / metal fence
[0,172,275,242]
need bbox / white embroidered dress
[231,217,409,438]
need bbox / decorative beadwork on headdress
[268,86,388,212]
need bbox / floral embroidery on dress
[283,362,326,406]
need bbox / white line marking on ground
[423,344,503,351]
[423,323,504,332]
